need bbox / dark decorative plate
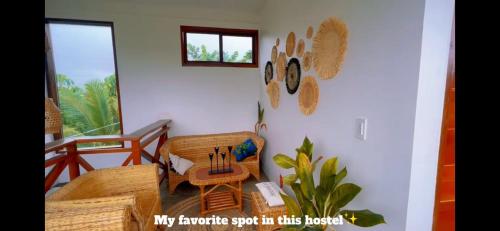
[286,58,301,94]
[264,61,273,85]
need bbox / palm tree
[57,74,121,145]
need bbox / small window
[180,26,258,67]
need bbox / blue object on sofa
[232,138,257,161]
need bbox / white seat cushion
[169,153,194,175]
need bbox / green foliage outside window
[56,74,121,148]
[187,43,252,63]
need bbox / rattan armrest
[249,132,265,162]
[45,205,132,231]
[46,194,144,231]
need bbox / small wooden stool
[251,191,287,231]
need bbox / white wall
[258,0,452,231]
[405,0,454,230]
[45,0,262,182]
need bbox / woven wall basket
[312,17,348,80]
[267,80,280,109]
[45,98,62,134]
[265,61,274,85]
[276,52,287,81]
[286,32,296,57]
[296,39,305,57]
[303,51,312,71]
[298,76,319,116]
[271,46,278,64]
[286,58,301,94]
[306,26,314,39]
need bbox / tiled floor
[159,172,269,211]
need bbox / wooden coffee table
[189,163,250,215]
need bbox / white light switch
[356,118,367,140]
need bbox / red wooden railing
[45,119,171,193]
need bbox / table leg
[200,185,206,215]
[238,180,243,212]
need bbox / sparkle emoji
[349,213,358,224]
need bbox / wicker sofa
[45,164,162,231]
[160,131,264,194]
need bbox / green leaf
[280,193,303,217]
[314,185,328,216]
[296,153,315,200]
[283,174,298,185]
[340,209,386,227]
[320,157,338,190]
[273,154,297,169]
[333,167,347,189]
[302,199,318,218]
[331,183,362,211]
[311,156,323,172]
[293,183,318,218]
[291,183,305,206]
[295,136,314,160]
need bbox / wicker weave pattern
[160,131,265,194]
[45,98,62,134]
[46,206,133,231]
[45,164,162,231]
[251,192,287,231]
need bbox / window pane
[48,23,122,148]
[186,33,220,61]
[222,36,253,63]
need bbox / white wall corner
[405,0,454,230]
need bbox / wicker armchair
[160,131,265,194]
[45,164,163,231]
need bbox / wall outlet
[356,118,368,140]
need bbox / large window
[180,26,259,67]
[45,19,123,148]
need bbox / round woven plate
[303,51,312,71]
[286,32,296,57]
[306,26,314,39]
[296,39,305,57]
[264,61,273,85]
[286,58,301,94]
[267,80,280,109]
[298,76,319,115]
[312,17,348,79]
[271,46,278,64]
[276,52,287,81]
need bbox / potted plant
[273,137,386,230]
[255,101,267,136]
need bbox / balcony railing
[45,119,171,193]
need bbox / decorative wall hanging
[286,58,301,94]
[276,52,287,81]
[271,46,278,64]
[264,61,273,85]
[298,76,319,115]
[296,39,305,57]
[45,98,62,134]
[286,32,296,57]
[276,38,280,46]
[267,80,280,109]
[312,17,348,79]
[306,26,314,39]
[303,51,312,71]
